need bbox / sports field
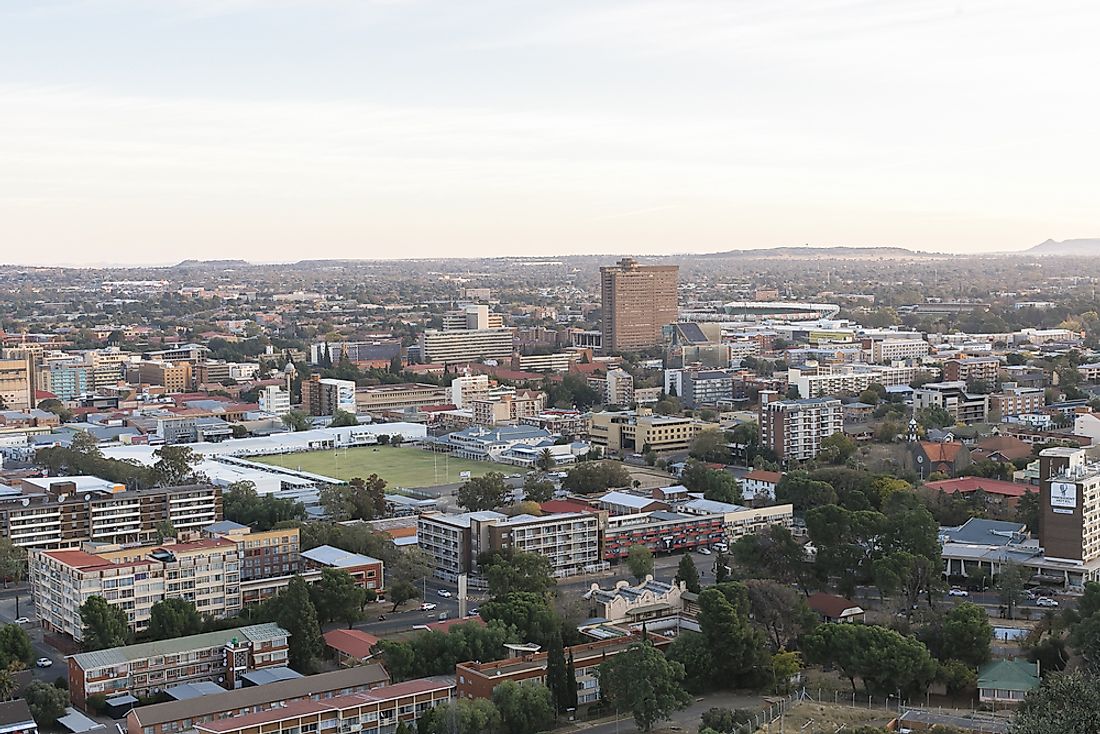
[251,446,512,488]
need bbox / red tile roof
[924,477,1032,498]
[920,441,964,463]
[323,629,380,660]
[807,592,863,619]
[539,500,598,514]
[426,616,486,633]
[744,470,783,484]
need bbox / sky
[1,0,1098,266]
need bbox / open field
[251,446,514,488]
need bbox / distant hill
[1026,239,1100,255]
[698,246,934,259]
[173,259,252,268]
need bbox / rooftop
[301,545,383,568]
[71,623,288,671]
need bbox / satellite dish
[21,498,29,507]
[85,494,91,501]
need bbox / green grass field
[251,446,512,488]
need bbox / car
[697,548,712,556]
[420,602,437,611]
[467,607,479,616]
[947,588,969,597]
[437,612,448,621]
[13,617,31,625]
[35,658,52,668]
[437,589,453,598]
[1036,597,1059,608]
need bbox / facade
[301,545,384,591]
[587,369,634,406]
[758,392,843,463]
[68,623,289,709]
[470,391,545,426]
[45,360,92,401]
[302,375,356,416]
[134,361,193,393]
[418,328,514,365]
[126,665,391,734]
[603,510,724,559]
[1038,447,1100,577]
[586,577,687,625]
[2,480,222,550]
[977,659,1040,705]
[355,383,449,414]
[0,359,32,411]
[869,339,930,363]
[202,524,302,583]
[515,353,575,372]
[989,386,1045,417]
[599,258,679,353]
[787,364,919,398]
[416,511,506,579]
[257,385,291,415]
[913,382,989,424]
[519,409,588,438]
[741,470,782,502]
[943,357,1001,384]
[587,409,713,454]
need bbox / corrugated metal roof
[71,623,288,671]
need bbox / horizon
[3,1,1099,265]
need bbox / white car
[1036,597,1059,608]
[420,602,438,611]
[13,617,31,625]
[35,658,52,668]
[437,590,453,598]
[947,588,969,597]
[697,548,712,556]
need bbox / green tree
[545,631,570,715]
[561,462,631,494]
[681,460,742,504]
[416,697,501,734]
[802,623,937,696]
[320,474,387,521]
[536,448,556,472]
[480,592,562,648]
[151,445,201,486]
[731,525,810,592]
[482,551,555,598]
[146,599,202,641]
[0,625,32,669]
[696,586,770,688]
[223,481,306,530]
[938,659,977,696]
[492,680,555,734]
[282,410,311,432]
[776,471,838,512]
[689,429,730,464]
[818,432,857,465]
[312,568,367,627]
[0,540,26,588]
[626,544,654,582]
[457,472,510,511]
[996,561,1031,619]
[743,579,817,651]
[387,580,418,613]
[1016,490,1040,533]
[675,554,701,594]
[772,650,803,693]
[271,576,323,672]
[80,596,132,650]
[1014,671,1100,734]
[523,475,555,504]
[941,603,992,667]
[699,707,754,734]
[328,409,358,427]
[24,680,68,727]
[598,641,691,732]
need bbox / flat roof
[301,545,382,568]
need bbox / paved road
[0,593,65,680]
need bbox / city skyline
[3,0,1098,265]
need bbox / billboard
[1050,481,1077,514]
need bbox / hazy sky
[2,0,1097,265]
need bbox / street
[0,586,65,680]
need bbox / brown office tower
[600,258,678,353]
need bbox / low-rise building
[989,386,1045,418]
[741,470,782,502]
[68,623,289,709]
[977,658,1040,706]
[943,357,1001,384]
[355,383,449,414]
[426,425,552,461]
[913,382,989,424]
[585,577,688,625]
[301,545,384,591]
[588,409,714,454]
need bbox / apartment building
[127,665,392,734]
[519,409,588,438]
[913,382,989,424]
[457,633,668,705]
[587,409,713,454]
[475,511,604,577]
[442,304,504,331]
[0,359,32,412]
[990,386,1046,418]
[515,353,575,372]
[258,385,291,415]
[678,369,738,408]
[470,391,545,426]
[1,479,222,550]
[868,339,930,363]
[600,258,679,353]
[603,510,725,559]
[68,623,290,708]
[787,364,919,398]
[132,361,193,393]
[587,368,634,406]
[43,360,92,401]
[203,523,302,583]
[355,383,448,414]
[1078,363,1100,382]
[943,357,1001,384]
[192,361,260,388]
[417,511,505,579]
[418,328,514,365]
[144,344,209,364]
[758,392,844,464]
[302,375,356,416]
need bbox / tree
[598,641,691,732]
[536,448,556,473]
[457,472,510,511]
[328,409,358,427]
[282,410,311,432]
[776,471,838,512]
[482,551,555,598]
[1016,490,1040,533]
[689,429,730,464]
[492,681,555,734]
[743,580,816,651]
[819,432,858,465]
[151,445,201,486]
[271,576,323,672]
[772,650,803,693]
[523,475,555,504]
[675,554,701,594]
[223,481,306,530]
[699,708,755,734]
[37,398,73,422]
[80,596,132,650]
[626,544,654,582]
[696,586,770,689]
[147,599,202,641]
[1014,671,1100,734]
[941,603,992,667]
[0,540,26,588]
[480,592,562,648]
[731,525,810,592]
[681,460,742,504]
[802,623,937,696]
[996,561,1031,619]
[320,474,387,521]
[24,680,68,727]
[0,625,32,669]
[545,631,570,715]
[312,568,367,627]
[561,462,631,494]
[917,405,955,429]
[938,659,977,696]
[387,580,418,613]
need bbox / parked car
[420,602,437,611]
[947,588,969,597]
[1036,597,1059,608]
[437,589,453,598]
[13,617,31,625]
[697,548,712,556]
[438,612,448,621]
[35,658,52,668]
[467,607,479,616]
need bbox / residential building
[587,408,713,454]
[144,344,209,364]
[741,470,783,502]
[126,665,392,734]
[597,491,669,516]
[587,368,634,406]
[449,374,491,408]
[677,498,794,540]
[943,357,1001,384]
[323,629,380,666]
[515,353,575,372]
[44,360,92,401]
[519,409,588,438]
[0,359,32,411]
[913,382,989,424]
[603,510,724,559]
[301,375,356,416]
[416,511,506,579]
[787,364,919,398]
[355,383,448,414]
[677,369,737,408]
[202,523,301,583]
[977,659,1040,706]
[758,391,843,464]
[67,623,290,708]
[1078,362,1100,382]
[0,700,37,734]
[456,633,669,704]
[418,328,514,365]
[922,477,1032,507]
[301,545,384,591]
[2,479,222,550]
[868,339,930,363]
[470,391,545,426]
[257,385,291,415]
[806,592,865,623]
[600,258,679,353]
[133,361,192,393]
[989,386,1045,417]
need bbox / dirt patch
[752,701,896,733]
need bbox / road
[345,578,489,637]
[577,691,767,734]
[0,589,65,680]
